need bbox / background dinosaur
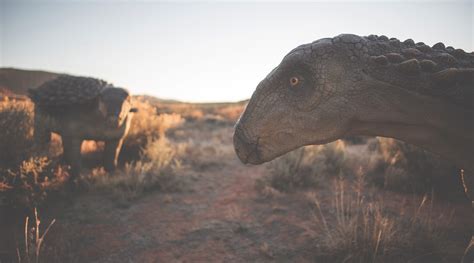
[29,75,137,178]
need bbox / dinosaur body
[233,34,473,261]
[29,75,137,177]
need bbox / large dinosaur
[233,34,473,261]
[29,75,137,178]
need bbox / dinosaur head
[99,87,137,128]
[234,35,367,164]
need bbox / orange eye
[290,77,299,86]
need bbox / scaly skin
[233,34,473,261]
[29,75,137,178]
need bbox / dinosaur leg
[62,136,83,179]
[461,170,474,263]
[104,138,124,172]
[32,111,51,151]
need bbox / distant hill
[0,68,60,96]
[0,68,249,105]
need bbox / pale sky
[1,0,472,102]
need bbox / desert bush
[181,137,232,169]
[257,141,347,193]
[368,138,463,200]
[0,101,70,211]
[0,100,34,169]
[0,157,69,210]
[127,99,185,143]
[308,176,451,262]
[214,104,244,123]
[122,98,184,162]
[185,109,205,121]
[86,136,184,203]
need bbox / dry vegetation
[307,177,452,262]
[259,137,464,200]
[0,97,246,209]
[257,137,467,262]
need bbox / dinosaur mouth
[233,129,263,165]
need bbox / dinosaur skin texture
[29,75,137,178]
[233,34,473,262]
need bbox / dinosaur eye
[289,77,299,86]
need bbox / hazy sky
[1,0,472,102]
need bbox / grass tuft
[308,174,452,263]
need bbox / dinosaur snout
[233,127,263,165]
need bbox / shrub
[86,137,184,203]
[214,104,245,123]
[308,176,451,262]
[0,100,34,169]
[368,138,463,200]
[122,98,184,162]
[257,141,347,193]
[0,157,69,210]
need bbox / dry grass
[0,100,70,212]
[257,141,347,193]
[368,138,463,201]
[307,174,452,263]
[16,208,56,263]
[85,137,185,204]
[214,104,244,123]
[1,157,69,210]
[0,100,34,169]
[0,97,189,211]
[260,136,463,200]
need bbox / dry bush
[0,157,69,210]
[181,137,233,169]
[308,176,452,262]
[214,104,244,123]
[367,138,463,200]
[122,99,184,162]
[0,101,70,211]
[257,141,347,193]
[0,99,94,212]
[185,109,205,121]
[153,101,204,121]
[127,99,185,142]
[86,137,184,203]
[0,100,34,169]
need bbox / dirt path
[49,158,320,263]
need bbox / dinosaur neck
[348,78,474,171]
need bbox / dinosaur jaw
[233,129,263,165]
